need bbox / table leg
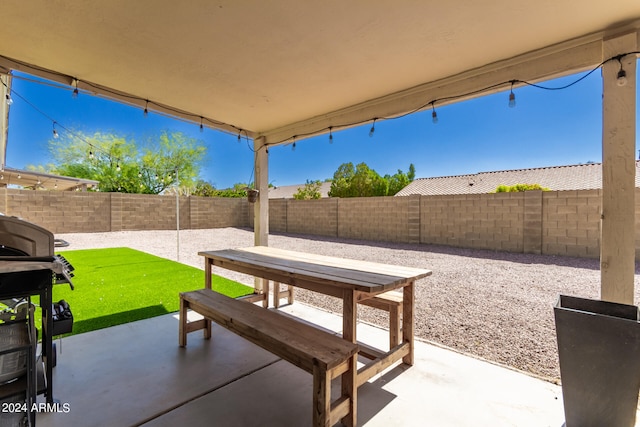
[203,257,212,339]
[263,280,270,308]
[342,290,357,343]
[402,281,414,365]
[341,289,357,425]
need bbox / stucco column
[600,32,637,304]
[253,136,269,293]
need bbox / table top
[199,246,432,294]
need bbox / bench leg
[179,297,188,347]
[287,285,294,305]
[312,365,332,427]
[273,283,295,308]
[341,354,357,427]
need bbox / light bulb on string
[615,56,628,87]
[52,122,59,139]
[237,132,242,143]
[431,103,438,124]
[329,127,333,144]
[369,119,377,138]
[89,151,94,160]
[5,93,13,106]
[116,164,121,172]
[144,100,149,117]
[617,69,628,86]
[72,79,79,98]
[199,117,204,133]
[508,81,516,108]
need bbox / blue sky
[4,66,632,189]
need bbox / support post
[253,136,269,294]
[600,32,637,304]
[0,73,10,170]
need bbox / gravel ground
[56,227,640,383]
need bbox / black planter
[554,295,640,427]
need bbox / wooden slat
[199,248,431,293]
[357,342,410,387]
[358,291,403,309]
[210,257,345,298]
[182,289,357,371]
[243,246,431,279]
[208,250,392,290]
[357,341,386,360]
[236,293,266,303]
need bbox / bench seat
[179,289,358,427]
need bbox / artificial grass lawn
[47,247,252,335]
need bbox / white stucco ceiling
[1,1,639,144]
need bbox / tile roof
[395,162,640,196]
[268,182,332,199]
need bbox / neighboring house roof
[395,162,640,196]
[269,182,332,199]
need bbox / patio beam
[258,31,608,146]
[600,31,637,304]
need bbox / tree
[293,180,322,200]
[36,131,206,194]
[328,162,415,197]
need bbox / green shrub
[494,183,549,193]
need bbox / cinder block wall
[190,196,249,229]
[541,190,601,258]
[337,196,415,243]
[0,189,250,233]
[0,189,112,233]
[419,192,525,252]
[2,187,637,260]
[288,199,338,237]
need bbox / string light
[144,100,149,117]
[52,122,59,138]
[89,151,94,159]
[116,163,121,172]
[2,49,638,158]
[5,93,12,106]
[329,127,333,144]
[72,79,79,98]
[238,132,242,143]
[616,57,628,87]
[508,81,516,108]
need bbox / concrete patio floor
[36,301,565,427]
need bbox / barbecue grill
[0,215,75,426]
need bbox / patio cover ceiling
[1,1,639,147]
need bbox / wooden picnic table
[198,246,432,386]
